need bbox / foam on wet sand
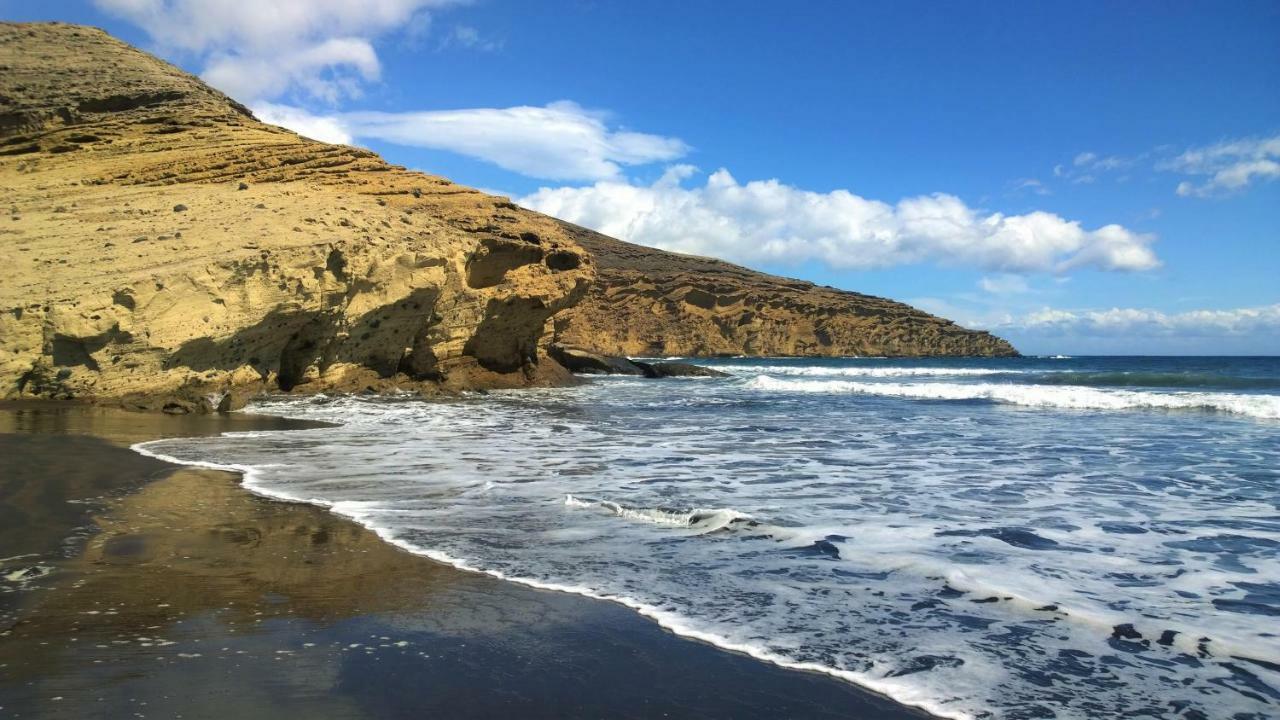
[0,404,927,720]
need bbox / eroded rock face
[551,224,1018,358]
[1,23,593,407]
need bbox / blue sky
[6,1,1278,354]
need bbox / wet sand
[0,403,929,719]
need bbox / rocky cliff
[0,23,593,411]
[552,225,1017,357]
[1,23,1015,412]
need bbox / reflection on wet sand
[0,406,926,719]
[0,400,331,447]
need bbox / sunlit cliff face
[0,23,593,411]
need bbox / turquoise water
[138,356,1280,719]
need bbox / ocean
[134,356,1280,719]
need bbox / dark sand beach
[0,403,927,719]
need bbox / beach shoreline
[0,402,931,719]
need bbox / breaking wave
[745,375,1280,419]
[724,365,1017,378]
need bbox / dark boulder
[633,361,729,378]
[548,344,644,375]
[549,344,728,379]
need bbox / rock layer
[1,23,593,409]
[552,224,1018,357]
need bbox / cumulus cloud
[204,38,382,103]
[93,0,460,101]
[250,101,688,181]
[519,168,1160,273]
[993,304,1280,337]
[1163,134,1280,197]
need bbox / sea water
[135,356,1280,719]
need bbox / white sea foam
[564,495,752,533]
[128,362,1280,720]
[746,375,1280,419]
[724,365,1017,378]
[2,564,54,583]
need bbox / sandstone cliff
[1,23,593,410]
[1,23,1016,412]
[552,224,1017,357]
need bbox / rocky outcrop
[0,23,593,409]
[551,224,1018,358]
[547,344,645,376]
[632,361,728,379]
[547,344,727,378]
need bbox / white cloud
[205,38,382,103]
[1055,151,1130,185]
[252,102,353,144]
[993,304,1280,337]
[438,24,502,51]
[1055,138,1280,197]
[95,1,677,181]
[979,274,1031,294]
[344,102,689,181]
[1073,151,1130,171]
[1011,178,1050,196]
[254,101,689,181]
[519,168,1160,273]
[94,0,461,101]
[1094,157,1128,171]
[1162,134,1280,197]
